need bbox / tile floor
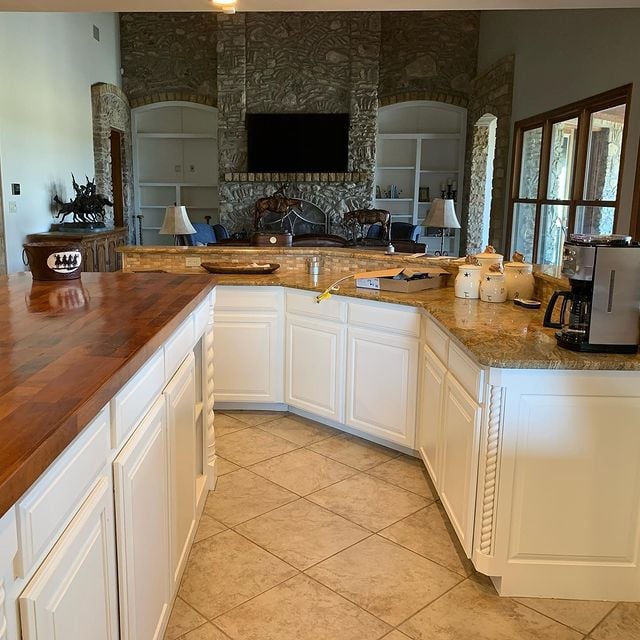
[166,411,637,640]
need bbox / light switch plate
[185,257,201,267]
[8,201,17,213]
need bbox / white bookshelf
[375,101,466,256]
[133,102,219,246]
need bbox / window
[508,85,631,265]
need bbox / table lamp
[159,206,196,245]
[420,198,460,255]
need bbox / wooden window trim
[507,84,632,261]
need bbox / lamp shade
[159,206,196,235]
[420,198,460,229]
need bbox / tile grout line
[577,600,621,639]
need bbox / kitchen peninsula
[0,272,216,640]
[124,245,640,605]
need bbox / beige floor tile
[216,457,240,476]
[164,597,206,640]
[213,413,248,437]
[249,448,356,496]
[223,410,285,426]
[591,603,640,640]
[204,469,297,527]
[379,504,473,576]
[214,574,391,640]
[181,623,231,640]
[256,414,340,446]
[216,428,298,467]
[308,433,398,470]
[399,579,583,640]
[306,535,462,626]
[179,529,297,620]
[307,473,428,531]
[236,499,370,570]
[382,632,412,640]
[193,514,226,543]
[367,456,436,499]
[515,597,616,635]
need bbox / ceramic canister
[504,262,535,300]
[480,272,507,303]
[455,264,482,299]
[475,248,504,277]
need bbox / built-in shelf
[377,166,416,170]
[137,133,217,140]
[420,169,460,174]
[378,133,461,140]
[375,198,413,202]
[139,182,219,188]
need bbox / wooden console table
[27,227,128,272]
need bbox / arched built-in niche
[132,102,218,246]
[374,100,467,256]
[467,113,498,254]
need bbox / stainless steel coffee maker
[543,234,640,353]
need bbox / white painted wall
[478,8,640,241]
[0,12,120,273]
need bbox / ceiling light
[212,0,237,12]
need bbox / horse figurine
[254,185,302,231]
[343,208,391,242]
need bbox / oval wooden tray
[201,262,280,275]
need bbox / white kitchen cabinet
[214,287,283,404]
[285,314,346,422]
[165,353,197,595]
[417,345,447,487]
[346,326,418,447]
[19,477,118,640]
[439,373,482,557]
[113,397,170,640]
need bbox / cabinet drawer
[448,342,484,403]
[165,316,195,380]
[424,316,449,364]
[286,289,346,322]
[349,301,420,337]
[112,348,165,448]
[215,286,281,311]
[194,297,210,340]
[16,407,110,578]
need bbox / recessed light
[211,0,237,13]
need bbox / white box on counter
[354,267,449,293]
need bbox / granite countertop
[0,272,215,518]
[205,269,639,372]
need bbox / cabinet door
[165,353,197,595]
[417,346,447,488]
[214,312,283,403]
[285,315,345,422]
[114,397,170,640]
[439,373,482,556]
[346,327,418,447]
[19,477,118,640]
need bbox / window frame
[507,84,632,262]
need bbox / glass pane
[584,104,626,201]
[538,204,569,266]
[518,127,543,199]
[512,203,537,263]
[575,205,616,235]
[547,118,578,200]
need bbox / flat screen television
[246,113,350,172]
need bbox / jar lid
[504,262,533,270]
[475,245,504,260]
[484,272,505,279]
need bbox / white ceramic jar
[480,273,507,303]
[475,248,504,276]
[455,264,482,299]
[504,262,535,300]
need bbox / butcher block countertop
[0,272,215,519]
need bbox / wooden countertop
[0,272,215,518]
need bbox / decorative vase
[480,273,507,303]
[504,262,535,300]
[455,264,482,299]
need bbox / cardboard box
[355,267,449,293]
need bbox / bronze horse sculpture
[343,208,391,242]
[53,175,112,225]
[254,185,302,231]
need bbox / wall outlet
[8,200,17,214]
[185,257,201,267]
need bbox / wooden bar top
[0,272,216,518]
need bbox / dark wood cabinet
[27,227,128,272]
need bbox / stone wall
[120,12,217,108]
[379,11,480,106]
[461,55,515,253]
[466,126,491,253]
